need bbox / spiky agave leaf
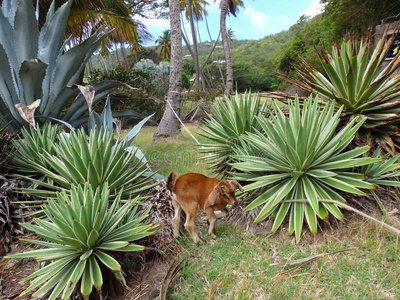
[276,29,400,152]
[361,146,400,187]
[231,95,380,243]
[6,183,157,300]
[15,126,154,207]
[11,122,59,175]
[199,91,269,177]
[0,0,126,131]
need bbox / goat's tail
[166,171,177,192]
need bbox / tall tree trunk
[220,0,233,98]
[188,1,201,91]
[153,0,182,140]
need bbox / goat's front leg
[205,208,218,239]
[216,207,228,219]
[184,210,204,244]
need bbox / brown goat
[166,171,243,244]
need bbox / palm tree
[35,0,151,50]
[216,0,244,97]
[35,0,153,84]
[227,28,236,42]
[153,0,182,139]
[155,30,171,60]
[180,0,209,90]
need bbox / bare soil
[0,235,39,300]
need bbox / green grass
[128,123,400,299]
[169,220,400,300]
[127,123,211,178]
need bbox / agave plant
[359,146,400,214]
[231,96,381,242]
[200,92,269,177]
[362,146,400,187]
[360,147,400,215]
[12,108,156,178]
[7,183,156,299]
[16,126,154,206]
[11,123,59,175]
[0,0,125,131]
[278,30,400,151]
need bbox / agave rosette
[279,30,400,150]
[17,126,153,202]
[362,146,400,187]
[11,123,59,174]
[200,92,269,177]
[7,183,156,299]
[231,96,380,242]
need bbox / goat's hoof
[210,234,217,239]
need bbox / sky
[140,0,325,46]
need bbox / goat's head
[208,180,244,206]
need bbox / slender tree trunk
[220,0,233,98]
[120,43,129,70]
[153,0,182,140]
[205,18,225,88]
[188,1,201,91]
[115,45,121,65]
[88,58,94,74]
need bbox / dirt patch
[0,258,37,299]
[122,255,184,300]
[0,236,39,299]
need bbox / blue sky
[140,0,325,45]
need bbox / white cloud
[300,0,326,18]
[278,16,293,28]
[244,6,269,29]
[138,16,170,29]
[206,1,221,14]
[238,6,294,38]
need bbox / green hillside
[88,0,400,93]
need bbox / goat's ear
[230,180,244,192]
[208,184,221,206]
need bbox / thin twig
[208,278,223,300]
[160,258,186,300]
[272,248,356,276]
[166,100,200,145]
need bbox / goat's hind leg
[171,197,182,237]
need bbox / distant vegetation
[85,0,400,118]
